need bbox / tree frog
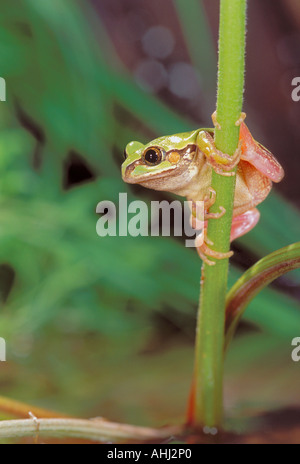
[122,113,284,265]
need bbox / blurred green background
[0,0,299,433]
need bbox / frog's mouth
[123,161,178,184]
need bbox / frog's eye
[142,147,164,166]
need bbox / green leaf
[226,242,300,349]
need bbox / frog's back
[144,129,207,152]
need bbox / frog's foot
[235,112,247,127]
[211,110,221,130]
[197,131,241,176]
[195,229,234,266]
[212,111,247,129]
[204,189,226,219]
[191,189,232,264]
[203,187,216,210]
[205,206,226,220]
[190,189,226,229]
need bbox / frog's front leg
[196,131,241,177]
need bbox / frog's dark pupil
[145,149,159,164]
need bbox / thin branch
[0,417,183,443]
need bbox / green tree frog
[122,114,284,265]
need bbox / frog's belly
[233,170,253,209]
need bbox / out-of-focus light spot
[142,26,175,59]
[203,426,218,436]
[277,33,300,66]
[134,59,168,93]
[169,62,201,99]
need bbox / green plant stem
[0,418,182,443]
[193,0,247,427]
[225,242,300,350]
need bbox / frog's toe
[211,111,222,130]
[235,112,247,127]
[195,232,233,265]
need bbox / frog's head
[121,131,200,193]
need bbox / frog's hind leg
[195,229,233,266]
[239,123,284,183]
[190,188,233,266]
[195,208,260,265]
[230,208,260,242]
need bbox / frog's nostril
[126,164,135,174]
[123,163,138,183]
[123,150,128,160]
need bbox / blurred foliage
[0,0,298,426]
